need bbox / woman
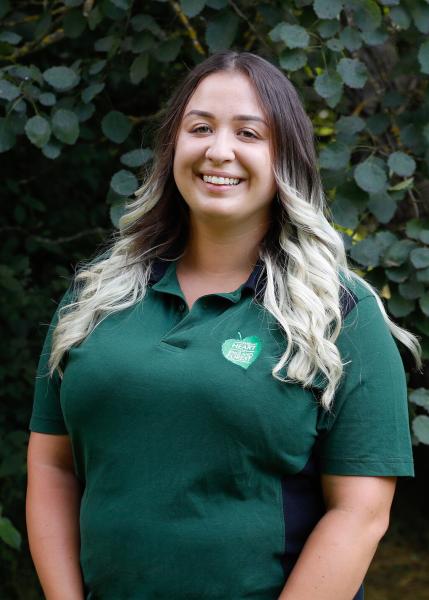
[27,50,422,599]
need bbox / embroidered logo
[221,331,262,370]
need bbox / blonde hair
[48,51,422,410]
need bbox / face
[173,70,277,230]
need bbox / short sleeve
[317,294,414,477]
[30,286,75,435]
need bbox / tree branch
[169,1,206,56]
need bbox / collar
[148,257,267,298]
[147,258,357,317]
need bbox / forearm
[26,464,85,600]
[278,508,387,600]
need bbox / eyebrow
[184,109,268,127]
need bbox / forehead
[183,71,265,118]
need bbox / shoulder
[338,268,379,320]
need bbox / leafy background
[1,0,428,597]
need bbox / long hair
[48,50,422,409]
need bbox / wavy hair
[48,50,422,410]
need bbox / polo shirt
[30,256,414,600]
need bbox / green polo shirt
[30,257,414,600]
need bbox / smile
[202,174,241,186]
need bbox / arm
[277,474,396,600]
[26,432,85,600]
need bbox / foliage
[1,0,428,597]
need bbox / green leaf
[388,294,415,317]
[52,109,79,144]
[131,32,156,53]
[366,113,389,135]
[39,92,56,106]
[0,117,15,152]
[110,201,128,229]
[131,14,163,36]
[101,111,132,144]
[326,38,344,52]
[416,267,429,284]
[89,60,107,75]
[382,239,417,267]
[390,7,411,29]
[25,115,51,148]
[35,11,52,39]
[347,0,382,32]
[313,0,343,19]
[367,192,396,224]
[120,148,153,168]
[206,12,239,52]
[94,35,120,53]
[385,264,410,284]
[361,27,388,46]
[387,151,416,177]
[314,70,343,99]
[406,218,429,241]
[0,513,21,549]
[419,293,429,316]
[110,169,139,196]
[279,49,307,72]
[269,23,309,49]
[409,388,429,411]
[412,415,429,444]
[375,230,398,256]
[43,66,79,92]
[410,248,429,269]
[155,37,183,61]
[130,54,149,84]
[81,83,105,104]
[354,158,387,193]
[336,115,365,135]
[418,40,429,75]
[181,0,205,17]
[42,141,62,160]
[350,236,381,267]
[388,177,414,192]
[0,79,20,101]
[330,195,359,229]
[339,27,362,51]
[399,279,425,300]
[319,141,351,170]
[411,4,429,34]
[63,8,87,38]
[337,58,368,88]
[0,31,22,45]
[317,19,340,38]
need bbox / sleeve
[317,294,415,477]
[29,286,75,435]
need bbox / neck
[179,216,270,276]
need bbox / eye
[191,125,211,134]
[239,129,258,139]
[190,125,259,139]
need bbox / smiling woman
[173,70,277,235]
[27,51,422,600]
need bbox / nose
[205,130,235,163]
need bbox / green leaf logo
[221,332,262,370]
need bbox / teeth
[202,175,240,186]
